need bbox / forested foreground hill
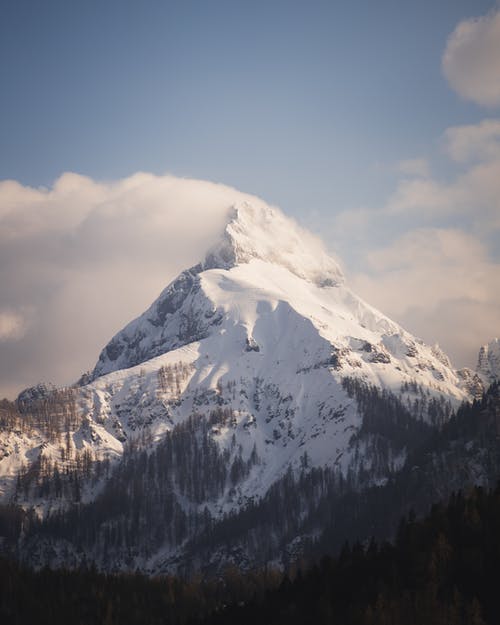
[203,485,500,625]
[2,483,500,625]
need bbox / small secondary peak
[477,338,500,383]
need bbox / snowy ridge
[91,201,344,379]
[1,196,497,573]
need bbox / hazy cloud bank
[350,228,500,369]
[1,159,497,398]
[0,174,263,397]
[332,117,500,369]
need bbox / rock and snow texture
[0,199,491,513]
[477,338,500,384]
[90,201,462,393]
[91,202,344,379]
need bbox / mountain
[477,338,500,385]
[0,199,497,574]
[90,200,344,379]
[3,483,500,625]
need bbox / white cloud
[355,229,492,308]
[376,120,500,230]
[381,157,500,231]
[328,118,500,368]
[332,126,500,234]
[350,228,500,368]
[385,177,453,216]
[444,119,500,162]
[397,158,430,178]
[443,9,500,107]
[0,311,28,342]
[0,173,268,397]
[1,165,497,398]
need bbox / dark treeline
[0,382,499,622]
[2,483,500,624]
[1,382,499,575]
[201,483,500,625]
[188,381,500,570]
[312,380,500,559]
[0,555,281,625]
[14,407,260,572]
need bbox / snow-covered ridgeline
[0,198,494,520]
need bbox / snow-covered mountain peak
[2,184,499,576]
[86,197,474,394]
[202,201,344,288]
[477,338,500,383]
[88,199,347,379]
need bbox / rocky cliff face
[477,338,500,384]
[0,199,497,574]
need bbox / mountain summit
[91,201,345,378]
[90,200,464,398]
[202,201,344,286]
[1,196,496,575]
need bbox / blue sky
[0,0,495,212]
[1,0,500,396]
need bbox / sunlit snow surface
[0,201,481,516]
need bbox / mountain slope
[0,198,495,573]
[63,202,473,509]
[91,200,344,379]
